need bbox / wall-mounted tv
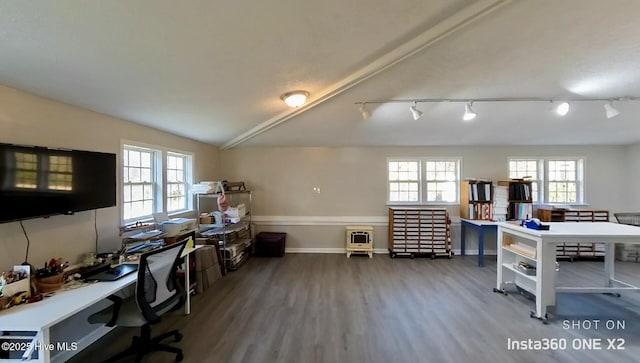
[0,143,116,224]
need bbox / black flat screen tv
[0,143,116,223]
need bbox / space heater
[346,225,374,258]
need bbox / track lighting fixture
[280,90,309,107]
[604,102,620,119]
[359,103,371,120]
[354,96,639,122]
[409,101,423,120]
[463,102,477,121]
[555,101,570,116]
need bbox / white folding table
[495,222,640,322]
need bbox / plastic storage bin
[256,232,286,257]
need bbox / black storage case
[256,232,286,257]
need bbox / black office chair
[89,240,187,362]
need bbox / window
[548,159,583,203]
[11,152,73,191]
[387,158,460,204]
[14,152,38,189]
[122,143,193,223]
[47,155,73,191]
[388,160,420,203]
[123,146,158,221]
[508,157,584,204]
[166,152,189,212]
[508,159,541,202]
[425,160,458,203]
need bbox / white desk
[495,222,640,322]
[0,245,202,362]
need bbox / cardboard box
[159,218,197,236]
[226,204,246,218]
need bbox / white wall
[623,142,640,209]
[0,85,220,271]
[221,145,629,253]
[1,84,633,267]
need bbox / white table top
[460,218,501,226]
[0,275,136,331]
[0,245,203,331]
[498,222,640,239]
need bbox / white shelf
[502,245,536,261]
[199,223,224,231]
[501,263,537,283]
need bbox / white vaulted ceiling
[1,0,639,147]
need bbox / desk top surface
[460,219,500,226]
[498,222,640,238]
[0,245,202,331]
[0,274,136,330]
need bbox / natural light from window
[508,159,539,202]
[123,147,155,220]
[425,160,458,203]
[388,160,420,203]
[167,153,188,212]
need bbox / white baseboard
[285,248,345,254]
[253,215,387,226]
[452,249,497,256]
[284,248,494,256]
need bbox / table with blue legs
[460,218,499,267]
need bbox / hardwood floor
[69,254,640,363]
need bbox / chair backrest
[614,212,640,226]
[135,239,187,324]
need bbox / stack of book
[492,185,508,221]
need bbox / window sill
[168,209,196,219]
[537,203,589,208]
[123,210,196,226]
[387,202,458,207]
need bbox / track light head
[463,102,477,121]
[409,101,423,120]
[604,102,620,119]
[359,103,371,120]
[555,101,570,116]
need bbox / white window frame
[387,157,461,205]
[122,144,162,223]
[387,158,421,205]
[121,141,194,224]
[507,157,585,205]
[166,151,193,214]
[546,158,584,204]
[424,158,461,204]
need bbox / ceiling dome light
[409,101,423,120]
[281,90,309,107]
[463,102,477,121]
[359,103,371,120]
[555,101,570,116]
[604,102,620,119]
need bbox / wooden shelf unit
[388,208,452,258]
[498,180,533,220]
[537,207,610,259]
[459,180,493,220]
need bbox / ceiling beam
[222,0,513,149]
